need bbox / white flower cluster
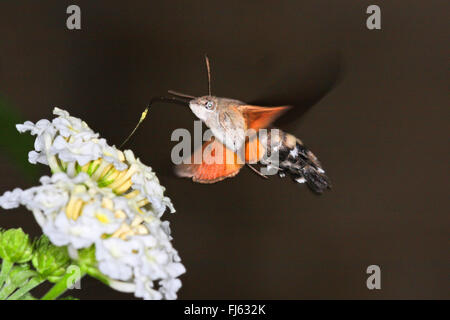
[0,108,184,300]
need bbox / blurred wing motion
[175,137,244,183]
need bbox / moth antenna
[119,96,189,148]
[205,54,212,96]
[120,107,149,149]
[246,164,268,179]
[167,90,196,99]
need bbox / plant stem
[0,259,13,289]
[7,277,43,300]
[41,270,85,300]
[0,278,29,299]
[0,282,17,299]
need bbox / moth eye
[205,101,214,110]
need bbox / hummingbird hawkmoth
[145,56,331,194]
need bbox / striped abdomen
[259,130,331,193]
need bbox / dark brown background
[0,1,448,299]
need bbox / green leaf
[0,96,39,180]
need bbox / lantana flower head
[0,108,184,300]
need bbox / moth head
[189,96,218,121]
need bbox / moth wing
[245,136,266,163]
[175,137,244,183]
[238,105,291,130]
